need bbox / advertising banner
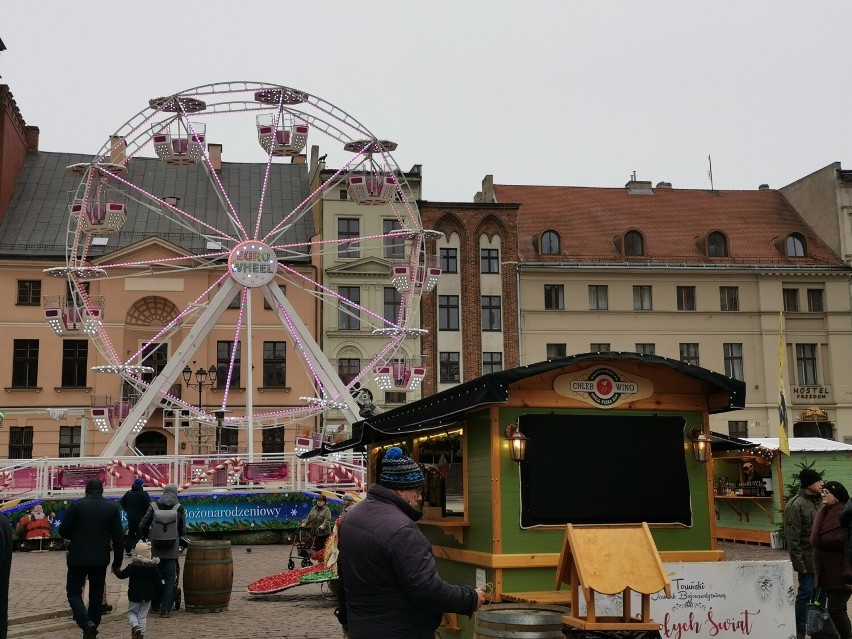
[578,560,795,639]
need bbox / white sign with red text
[577,560,795,639]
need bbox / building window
[262,341,286,388]
[216,341,241,388]
[624,231,644,256]
[262,427,285,454]
[59,426,81,458]
[219,427,238,451]
[338,286,361,330]
[140,343,168,384]
[483,352,503,374]
[12,339,39,388]
[796,344,818,385]
[588,285,608,311]
[263,284,286,310]
[546,343,567,359]
[481,248,500,274]
[384,391,407,404]
[228,294,242,309]
[544,285,565,310]
[679,343,700,366]
[438,295,460,331]
[708,232,728,257]
[677,286,696,311]
[728,421,748,438]
[541,230,560,255]
[807,289,824,312]
[338,218,360,258]
[383,219,404,259]
[786,233,806,257]
[481,296,502,331]
[338,358,360,386]
[383,287,402,324]
[16,280,41,306]
[338,189,348,200]
[439,352,460,383]
[636,343,655,355]
[590,343,610,352]
[633,286,652,311]
[723,343,744,380]
[9,426,33,459]
[61,340,88,388]
[440,248,458,273]
[720,286,739,312]
[783,288,799,312]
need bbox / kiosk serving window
[519,414,692,528]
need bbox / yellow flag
[777,312,791,455]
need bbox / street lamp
[182,364,218,454]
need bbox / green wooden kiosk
[316,353,745,637]
[713,436,852,545]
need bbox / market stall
[713,437,852,545]
[307,353,797,638]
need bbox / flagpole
[777,311,791,455]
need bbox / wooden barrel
[183,540,234,613]
[474,603,569,639]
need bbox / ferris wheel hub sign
[229,241,277,287]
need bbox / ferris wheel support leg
[100,279,242,458]
[261,282,362,422]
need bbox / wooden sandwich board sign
[556,522,672,631]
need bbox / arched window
[786,233,806,257]
[135,431,167,456]
[707,231,728,257]
[624,231,644,256]
[540,230,560,255]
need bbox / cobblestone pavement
[4,541,793,638]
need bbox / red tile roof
[494,184,843,266]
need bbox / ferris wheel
[43,82,436,458]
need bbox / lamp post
[182,364,218,454]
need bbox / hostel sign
[554,366,652,408]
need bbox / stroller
[287,525,318,570]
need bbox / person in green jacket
[784,468,824,639]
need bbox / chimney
[208,143,222,173]
[24,126,39,153]
[291,154,307,164]
[108,136,126,165]
[758,184,770,190]
[478,174,495,203]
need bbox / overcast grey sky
[3,1,851,201]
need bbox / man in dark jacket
[337,446,486,639]
[120,478,151,557]
[784,467,824,639]
[58,478,124,638]
[0,512,13,639]
[139,483,186,618]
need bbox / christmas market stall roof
[302,352,746,458]
[745,438,852,452]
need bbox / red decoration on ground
[247,563,326,594]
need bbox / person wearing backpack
[139,484,185,618]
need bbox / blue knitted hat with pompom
[379,447,425,490]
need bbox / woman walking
[812,480,852,639]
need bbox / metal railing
[0,452,366,503]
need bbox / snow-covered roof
[745,437,852,452]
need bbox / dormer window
[624,230,645,256]
[707,231,728,257]
[786,233,806,257]
[540,230,560,255]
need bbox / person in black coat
[114,541,163,639]
[58,478,124,638]
[337,447,486,639]
[0,512,13,639]
[120,479,151,557]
